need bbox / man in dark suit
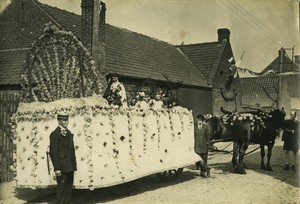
[194,113,211,178]
[49,111,77,204]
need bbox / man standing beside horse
[194,113,211,178]
[282,111,299,171]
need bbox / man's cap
[196,113,205,120]
[57,110,69,120]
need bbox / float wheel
[156,168,183,182]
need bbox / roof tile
[240,76,279,98]
[177,42,226,83]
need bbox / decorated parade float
[10,24,199,193]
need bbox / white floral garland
[10,96,195,189]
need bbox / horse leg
[238,143,248,174]
[266,141,275,171]
[232,141,239,173]
[260,144,266,170]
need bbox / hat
[57,110,69,120]
[196,113,205,120]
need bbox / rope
[210,142,233,153]
[244,146,260,156]
[209,143,260,159]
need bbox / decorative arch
[21,23,102,102]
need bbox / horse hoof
[266,166,273,171]
[261,165,266,170]
[240,169,247,174]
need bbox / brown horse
[206,108,285,174]
[206,115,233,142]
[207,113,252,173]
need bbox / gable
[262,55,300,74]
[177,42,227,84]
[0,0,65,50]
[0,0,209,88]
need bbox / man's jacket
[194,123,210,154]
[49,127,77,172]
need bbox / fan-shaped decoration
[20,22,102,102]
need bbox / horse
[231,108,285,174]
[206,108,285,174]
[206,115,233,143]
[250,109,285,170]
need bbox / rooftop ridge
[177,41,218,47]
[32,0,64,30]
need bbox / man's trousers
[56,172,74,204]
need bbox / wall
[211,43,242,114]
[0,91,20,182]
[280,74,300,116]
[177,87,212,118]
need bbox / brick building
[0,0,241,181]
[0,0,213,114]
[178,28,242,114]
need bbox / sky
[1,0,299,73]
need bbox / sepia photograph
[0,0,299,203]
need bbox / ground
[0,139,299,204]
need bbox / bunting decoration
[236,67,300,77]
[228,51,299,78]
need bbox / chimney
[81,0,106,85]
[278,48,285,72]
[217,28,230,44]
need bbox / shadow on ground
[243,145,299,188]
[209,144,299,188]
[23,170,198,204]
